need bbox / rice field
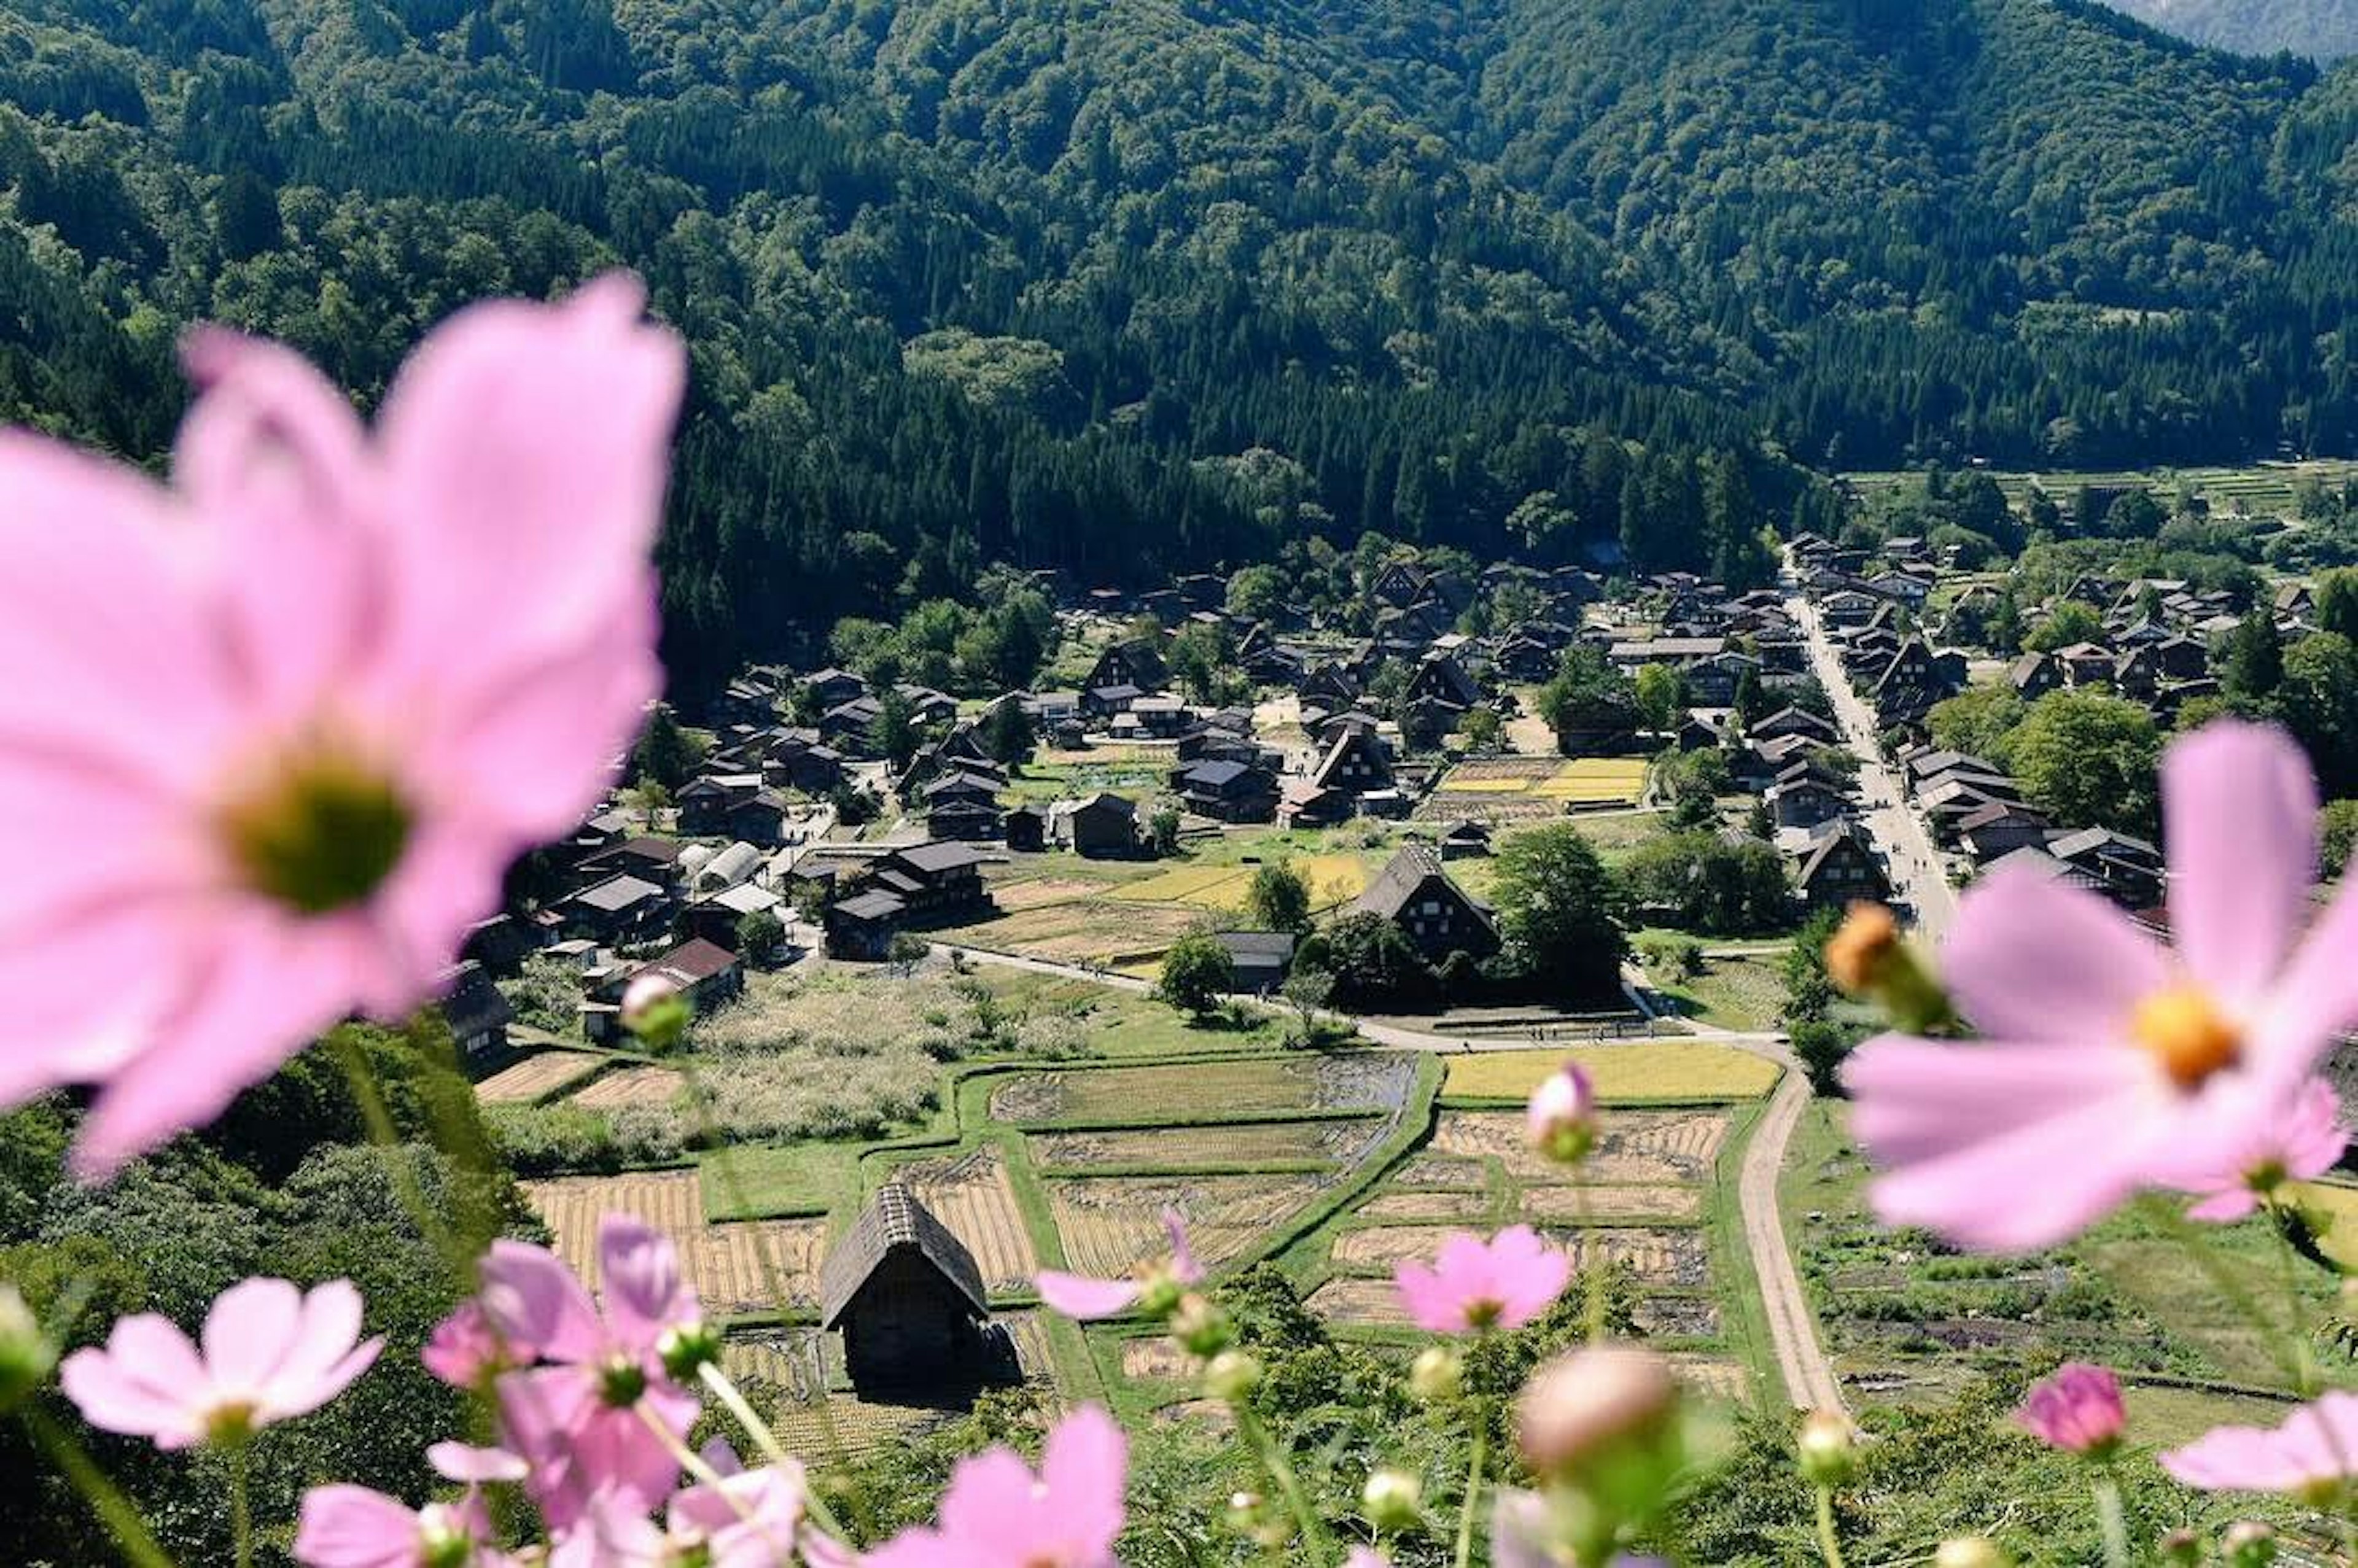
[892,1147,1040,1294]
[1329,1224,1707,1286]
[1028,1119,1378,1171]
[943,899,1202,964]
[1519,1184,1706,1222]
[1442,1044,1780,1102]
[989,1054,1412,1125]
[1532,758,1650,805]
[473,1050,606,1104]
[1049,1173,1330,1277]
[567,1065,687,1112]
[1431,1107,1732,1186]
[1107,853,1372,913]
[521,1170,828,1313]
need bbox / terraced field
[990,1054,1414,1125]
[1442,1044,1780,1103]
[521,1170,827,1314]
[1029,1119,1379,1171]
[1430,1107,1731,1186]
[893,1147,1040,1295]
[943,899,1200,964]
[1329,1224,1708,1286]
[473,1049,605,1104]
[569,1064,685,1111]
[1051,1172,1331,1277]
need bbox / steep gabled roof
[819,1185,989,1327]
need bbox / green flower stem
[228,1441,253,1568]
[2091,1470,2130,1568]
[2265,1209,2321,1397]
[21,1407,177,1568]
[632,1398,797,1558]
[331,1032,466,1285]
[1231,1400,1331,1562]
[1812,1485,1846,1568]
[1453,1415,1488,1568]
[698,1360,851,1543]
[2138,1195,2309,1394]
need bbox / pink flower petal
[599,1213,696,1352]
[2257,875,2358,1097]
[1034,1272,1143,1320]
[479,1240,609,1366]
[292,1484,424,1568]
[1939,866,2168,1044]
[201,1276,303,1393]
[2164,723,2317,1011]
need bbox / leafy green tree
[1154,931,1235,1018]
[1490,824,1628,997]
[2319,569,2358,642]
[1538,648,1640,747]
[631,704,701,788]
[1307,912,1434,1010]
[1226,564,1287,623]
[982,699,1035,768]
[1791,1018,1866,1095]
[871,689,919,770]
[2008,691,2162,836]
[1783,907,1842,1023]
[735,908,786,964]
[1461,707,1503,751]
[2221,608,2286,701]
[1619,831,1792,936]
[2279,632,2358,796]
[2024,600,2104,653]
[2322,799,2358,879]
[1245,860,1313,933]
[1927,686,2027,762]
[1633,664,1689,735]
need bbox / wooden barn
[819,1186,992,1389]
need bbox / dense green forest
[1,0,2356,690]
[2110,0,2358,61]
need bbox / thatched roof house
[819,1186,990,1388]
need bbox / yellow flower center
[216,737,412,915]
[2131,986,2241,1090]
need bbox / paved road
[1783,575,1961,946]
[944,941,1843,1409]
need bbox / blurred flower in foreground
[0,275,683,1176]
[60,1277,381,1448]
[294,1484,493,1568]
[2162,1390,2358,1500]
[865,1403,1126,1568]
[1843,722,2358,1249]
[2172,1076,2349,1222]
[1394,1225,1570,1335]
[1037,1208,1201,1319]
[1527,1060,1600,1166]
[2015,1363,2126,1456]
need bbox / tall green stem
[1812,1486,1846,1568]
[699,1361,850,1543]
[2138,1195,2309,1392]
[2091,1471,2130,1568]
[2267,1211,2321,1397]
[1453,1415,1489,1568]
[228,1443,252,1568]
[332,1033,465,1284]
[1232,1401,1331,1561]
[21,1407,177,1568]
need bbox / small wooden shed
[819,1186,991,1389]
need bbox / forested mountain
[1,0,2356,690]
[2109,0,2358,60]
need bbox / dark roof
[1214,931,1298,963]
[1794,820,1879,887]
[1352,845,1493,932]
[893,840,992,875]
[819,1186,989,1327]
[835,890,906,922]
[437,963,513,1037]
[642,937,739,984]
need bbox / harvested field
[474,1050,605,1104]
[567,1065,685,1111]
[1307,1276,1411,1325]
[1393,1153,1489,1189]
[521,1170,827,1313]
[1111,864,1253,907]
[1431,1108,1729,1186]
[1439,758,1559,785]
[992,1054,1412,1125]
[991,877,1115,912]
[1442,1043,1778,1102]
[1517,1185,1705,1223]
[1120,1338,1202,1383]
[1360,1190,1495,1222]
[1436,774,1535,795]
[1328,1224,1708,1287]
[1665,1354,1750,1400]
[946,901,1200,963]
[1030,1119,1377,1171]
[894,1147,1040,1294]
[1050,1173,1328,1278]
[1533,758,1648,805]
[1637,1297,1724,1338]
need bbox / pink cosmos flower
[2162,1391,2358,1496]
[294,1485,492,1568]
[478,1216,704,1528]
[1842,722,2358,1250]
[1036,1208,1201,1319]
[421,1299,523,1388]
[863,1403,1126,1568]
[60,1276,380,1449]
[2174,1076,2351,1222]
[547,1461,807,1568]
[0,276,683,1176]
[1394,1225,1570,1335]
[2016,1364,2127,1454]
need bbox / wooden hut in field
[819,1186,992,1389]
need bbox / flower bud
[657,1319,723,1382]
[2015,1363,2125,1457]
[620,973,691,1049]
[1826,902,1954,1033]
[2158,1529,2203,1568]
[2222,1521,2277,1568]
[1361,1468,1422,1533]
[1795,1408,1858,1488]
[1135,1271,1185,1321]
[1933,1539,2012,1568]
[0,1286,55,1414]
[1170,1292,1233,1357]
[1514,1344,1683,1531]
[1202,1349,1262,1401]
[1409,1346,1464,1404]
[1527,1063,1600,1168]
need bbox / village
[442,458,2358,1457]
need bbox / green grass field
[1651,954,1789,1032]
[1441,1043,1780,1101]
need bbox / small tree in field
[1247,860,1313,933]
[1278,963,1336,1044]
[1155,932,1235,1019]
[734,909,785,967]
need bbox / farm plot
[474,1050,605,1104]
[1049,1173,1329,1278]
[1329,1224,1708,1287]
[1442,1043,1778,1102]
[1111,864,1254,910]
[892,1147,1040,1294]
[1533,758,1649,805]
[1519,1185,1705,1222]
[567,1065,685,1112]
[991,1054,1412,1125]
[521,1170,827,1314]
[990,877,1123,912]
[1431,1108,1730,1186]
[944,899,1202,964]
[1029,1119,1379,1172]
[1357,1190,1495,1222]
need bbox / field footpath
[938,942,1842,1411]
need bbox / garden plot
[1393,1152,1490,1189]
[1637,1298,1723,1338]
[991,1054,1412,1126]
[1442,1043,1777,1102]
[1665,1354,1750,1400]
[893,1147,1040,1294]
[1519,1185,1705,1223]
[567,1065,685,1112]
[474,1050,605,1104]
[1111,864,1255,909]
[1050,1173,1329,1278]
[1431,1108,1730,1186]
[521,1170,827,1314]
[1029,1119,1379,1171]
[1360,1190,1495,1222]
[1304,1276,1413,1326]
[991,877,1123,912]
[1532,758,1648,805]
[1328,1225,1708,1287]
